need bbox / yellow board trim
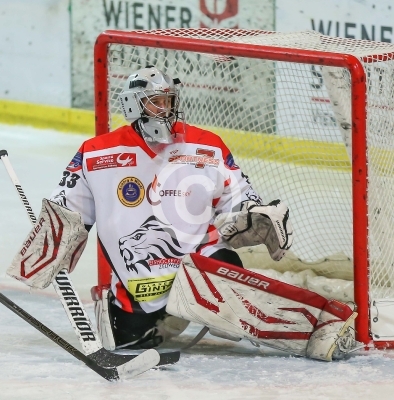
[0,100,354,172]
[207,126,351,172]
[0,99,95,135]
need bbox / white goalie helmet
[119,66,183,153]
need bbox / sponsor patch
[127,272,176,302]
[148,258,181,268]
[86,153,136,171]
[67,152,83,172]
[168,154,219,168]
[117,177,145,207]
[168,148,219,168]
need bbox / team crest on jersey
[117,177,145,207]
[66,152,83,172]
[119,215,184,273]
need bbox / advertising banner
[275,0,394,142]
[71,0,274,109]
[276,0,394,42]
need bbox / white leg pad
[306,302,358,361]
[167,254,357,361]
[93,286,116,351]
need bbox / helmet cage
[138,90,180,124]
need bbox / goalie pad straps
[92,285,117,351]
[156,315,190,343]
[166,253,357,361]
[214,200,293,261]
[7,199,88,289]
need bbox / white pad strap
[92,286,116,351]
[214,200,293,261]
[156,315,190,342]
[167,254,356,361]
[8,199,88,289]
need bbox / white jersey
[50,122,262,314]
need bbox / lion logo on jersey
[119,215,184,273]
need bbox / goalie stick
[0,291,159,381]
[0,149,180,370]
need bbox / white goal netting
[102,29,394,303]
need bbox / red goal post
[94,28,394,349]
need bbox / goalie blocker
[166,254,359,361]
[7,199,88,289]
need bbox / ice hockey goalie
[166,253,360,361]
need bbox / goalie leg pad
[93,295,190,350]
[92,285,116,351]
[7,199,88,289]
[92,287,189,350]
[167,254,318,357]
[166,253,356,361]
[306,301,358,361]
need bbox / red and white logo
[86,153,136,171]
[200,0,239,29]
[168,149,219,169]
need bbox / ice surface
[1,124,394,400]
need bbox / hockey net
[94,28,394,347]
